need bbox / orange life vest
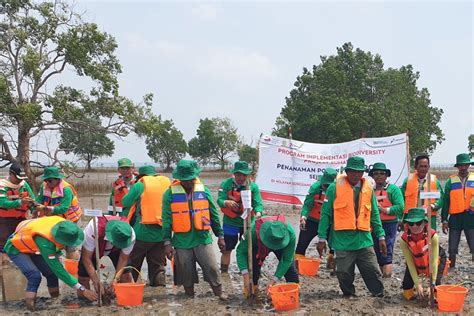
[309,192,325,220]
[333,175,372,231]
[170,179,211,233]
[375,185,397,221]
[112,177,135,207]
[448,173,474,215]
[221,189,244,219]
[401,228,436,276]
[0,188,30,218]
[41,180,82,222]
[10,216,65,254]
[126,175,170,225]
[404,173,438,215]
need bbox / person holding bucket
[368,162,405,277]
[217,160,263,273]
[237,214,299,298]
[400,207,445,300]
[441,153,474,268]
[108,158,136,217]
[77,215,136,298]
[296,167,337,268]
[4,216,97,310]
[162,160,227,299]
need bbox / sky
[59,0,472,165]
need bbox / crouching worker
[78,215,135,298]
[4,216,97,311]
[400,207,446,300]
[237,215,299,298]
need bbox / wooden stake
[91,198,102,307]
[426,174,435,308]
[244,178,254,301]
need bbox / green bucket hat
[454,153,473,167]
[230,161,252,175]
[403,207,428,223]
[344,156,366,172]
[42,166,64,180]
[118,158,133,168]
[368,162,391,177]
[172,160,201,181]
[260,220,290,250]
[105,220,132,249]
[51,220,84,247]
[138,165,157,176]
[320,168,338,185]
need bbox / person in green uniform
[122,165,170,286]
[0,163,35,265]
[237,215,298,298]
[108,158,136,216]
[296,167,337,268]
[368,162,404,277]
[217,161,263,273]
[162,160,227,299]
[5,217,97,311]
[441,153,474,268]
[317,156,386,297]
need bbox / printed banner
[256,133,408,205]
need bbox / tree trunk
[17,126,37,190]
[86,159,92,171]
[220,159,225,171]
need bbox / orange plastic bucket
[268,283,299,311]
[297,257,321,276]
[114,266,145,306]
[64,258,79,276]
[436,285,469,312]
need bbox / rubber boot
[211,284,228,301]
[184,285,194,297]
[25,292,37,312]
[326,253,335,270]
[48,287,60,298]
[403,289,415,301]
[449,255,456,268]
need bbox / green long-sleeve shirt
[4,236,77,288]
[375,183,405,222]
[441,175,474,230]
[301,180,325,222]
[36,183,73,216]
[400,234,439,287]
[0,181,35,211]
[121,177,169,242]
[400,174,444,230]
[236,220,296,280]
[217,178,264,228]
[162,184,224,249]
[318,179,385,251]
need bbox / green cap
[368,162,391,177]
[118,158,133,168]
[260,220,290,250]
[138,165,157,176]
[51,220,84,247]
[454,153,473,167]
[320,168,338,185]
[344,156,366,172]
[230,161,252,175]
[172,160,201,181]
[42,166,64,180]
[105,220,132,249]
[403,208,428,223]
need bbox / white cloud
[191,4,218,21]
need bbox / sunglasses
[372,171,386,176]
[408,221,424,226]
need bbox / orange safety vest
[375,186,397,221]
[42,180,82,222]
[112,177,135,207]
[333,175,372,231]
[404,173,438,215]
[170,179,211,233]
[401,228,436,276]
[221,189,244,219]
[448,173,474,215]
[0,188,29,218]
[126,175,170,225]
[309,192,325,220]
[10,216,65,254]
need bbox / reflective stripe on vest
[375,187,396,221]
[404,173,437,215]
[401,229,436,276]
[448,173,474,215]
[42,180,82,222]
[170,180,211,233]
[139,175,171,225]
[333,176,372,231]
[309,192,325,220]
[0,189,29,218]
[10,216,65,254]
